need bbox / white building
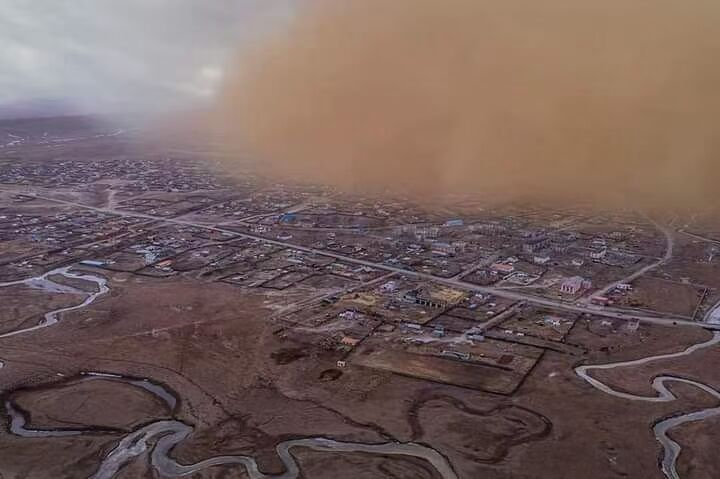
[560,276,592,295]
[432,242,456,256]
[534,255,551,265]
[590,248,607,260]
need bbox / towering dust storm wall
[217,0,720,208]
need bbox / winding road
[589,215,675,302]
[576,332,720,479]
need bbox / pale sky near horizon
[0,0,295,113]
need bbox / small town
[2,1,720,476]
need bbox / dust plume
[216,0,720,208]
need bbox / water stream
[576,332,720,479]
[5,373,458,479]
[0,266,109,339]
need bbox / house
[560,276,592,295]
[452,241,468,252]
[444,219,464,227]
[470,223,505,235]
[415,227,439,239]
[534,255,551,265]
[80,259,108,267]
[591,296,611,306]
[490,263,515,275]
[338,310,359,320]
[523,237,550,253]
[403,290,447,309]
[590,248,607,260]
[441,350,471,361]
[402,322,423,333]
[432,242,456,256]
[543,316,563,327]
[280,213,297,223]
[340,336,360,347]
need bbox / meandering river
[4,262,719,478]
[6,372,458,479]
[576,332,720,479]
[1,266,457,478]
[0,266,109,339]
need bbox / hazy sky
[0,0,294,112]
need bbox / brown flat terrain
[1,268,719,479]
[13,377,171,430]
[0,286,85,334]
[672,416,720,479]
[352,347,524,394]
[621,276,704,318]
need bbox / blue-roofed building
[280,213,297,223]
[444,219,464,227]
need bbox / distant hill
[0,98,87,121]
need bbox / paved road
[30,194,720,331]
[590,214,675,301]
[450,254,499,280]
[218,200,312,225]
[678,229,720,246]
[270,271,397,320]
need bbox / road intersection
[31,193,719,331]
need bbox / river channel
[576,332,720,479]
[0,266,109,339]
[1,266,457,478]
[5,372,458,479]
